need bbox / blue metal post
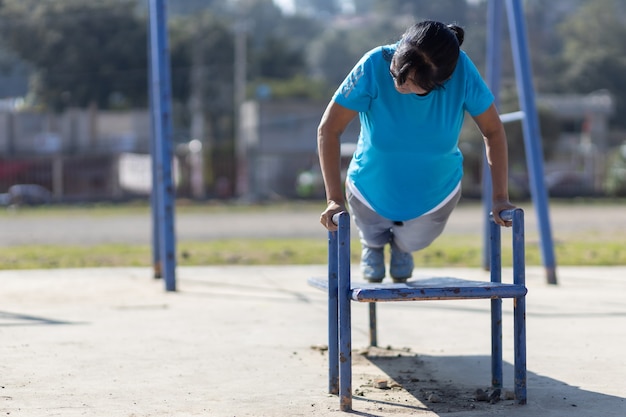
[483,0,503,270]
[512,209,527,403]
[337,212,352,411]
[368,303,377,347]
[148,0,177,291]
[147,45,161,279]
[327,230,339,395]
[505,0,557,285]
[489,213,503,389]
[150,144,162,278]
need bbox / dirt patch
[348,346,517,414]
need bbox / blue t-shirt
[333,45,494,221]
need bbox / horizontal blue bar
[309,276,527,302]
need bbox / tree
[293,0,342,16]
[306,19,406,86]
[0,0,148,111]
[167,12,236,140]
[370,0,469,24]
[556,0,626,127]
[304,0,485,88]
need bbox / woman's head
[390,21,464,94]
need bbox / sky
[273,0,483,14]
[272,0,357,15]
[272,0,296,14]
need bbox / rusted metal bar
[490,208,503,389]
[337,212,352,411]
[327,230,339,395]
[512,208,527,404]
[368,303,377,347]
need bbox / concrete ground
[1,265,625,416]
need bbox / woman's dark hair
[392,21,464,91]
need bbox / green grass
[420,235,626,266]
[1,235,624,270]
[1,200,625,270]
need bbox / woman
[317,21,516,283]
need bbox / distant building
[0,107,153,201]
[537,90,615,194]
[236,99,359,200]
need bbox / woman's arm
[317,101,358,231]
[472,103,516,227]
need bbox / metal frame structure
[483,0,557,284]
[309,210,527,412]
[145,0,556,292]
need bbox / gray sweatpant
[345,187,462,253]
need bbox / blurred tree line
[1,0,625,119]
[0,0,625,194]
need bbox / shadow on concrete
[351,352,626,416]
[176,276,318,304]
[0,310,82,327]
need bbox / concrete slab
[1,265,625,416]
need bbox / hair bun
[447,24,465,46]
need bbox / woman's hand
[492,198,516,227]
[320,200,345,231]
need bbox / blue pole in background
[148,0,177,291]
[150,95,162,279]
[505,0,558,285]
[482,0,503,270]
[147,28,161,280]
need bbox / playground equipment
[483,0,557,285]
[146,0,557,291]
[148,0,177,291]
[309,210,527,412]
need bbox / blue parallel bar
[327,230,339,395]
[337,212,352,411]
[490,211,503,389]
[308,208,527,411]
[512,209,527,404]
